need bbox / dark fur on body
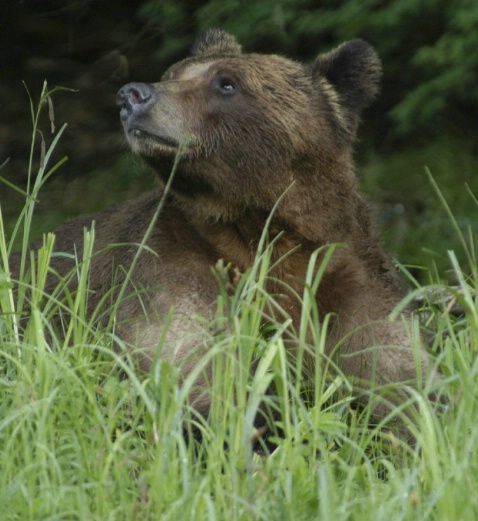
[12,29,439,417]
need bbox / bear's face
[117,29,381,220]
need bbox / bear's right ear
[191,28,242,57]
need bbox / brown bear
[13,29,439,419]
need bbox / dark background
[1,0,477,279]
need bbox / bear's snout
[116,82,156,126]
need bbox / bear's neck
[181,203,325,275]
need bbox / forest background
[1,0,478,280]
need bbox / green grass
[1,85,478,520]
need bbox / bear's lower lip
[128,128,180,149]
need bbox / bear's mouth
[128,128,181,149]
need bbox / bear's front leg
[330,316,443,420]
[115,274,221,417]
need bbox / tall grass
[1,88,477,520]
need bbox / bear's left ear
[311,40,382,130]
[191,28,242,57]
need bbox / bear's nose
[116,82,156,121]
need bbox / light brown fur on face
[12,29,440,420]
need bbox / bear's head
[116,29,381,223]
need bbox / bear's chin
[142,155,214,197]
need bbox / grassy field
[1,86,477,521]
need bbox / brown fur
[12,29,439,418]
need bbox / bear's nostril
[117,83,155,109]
[130,88,149,105]
[116,90,126,108]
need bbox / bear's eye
[214,76,237,96]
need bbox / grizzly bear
[12,29,440,420]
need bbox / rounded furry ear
[191,28,242,57]
[312,39,382,114]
